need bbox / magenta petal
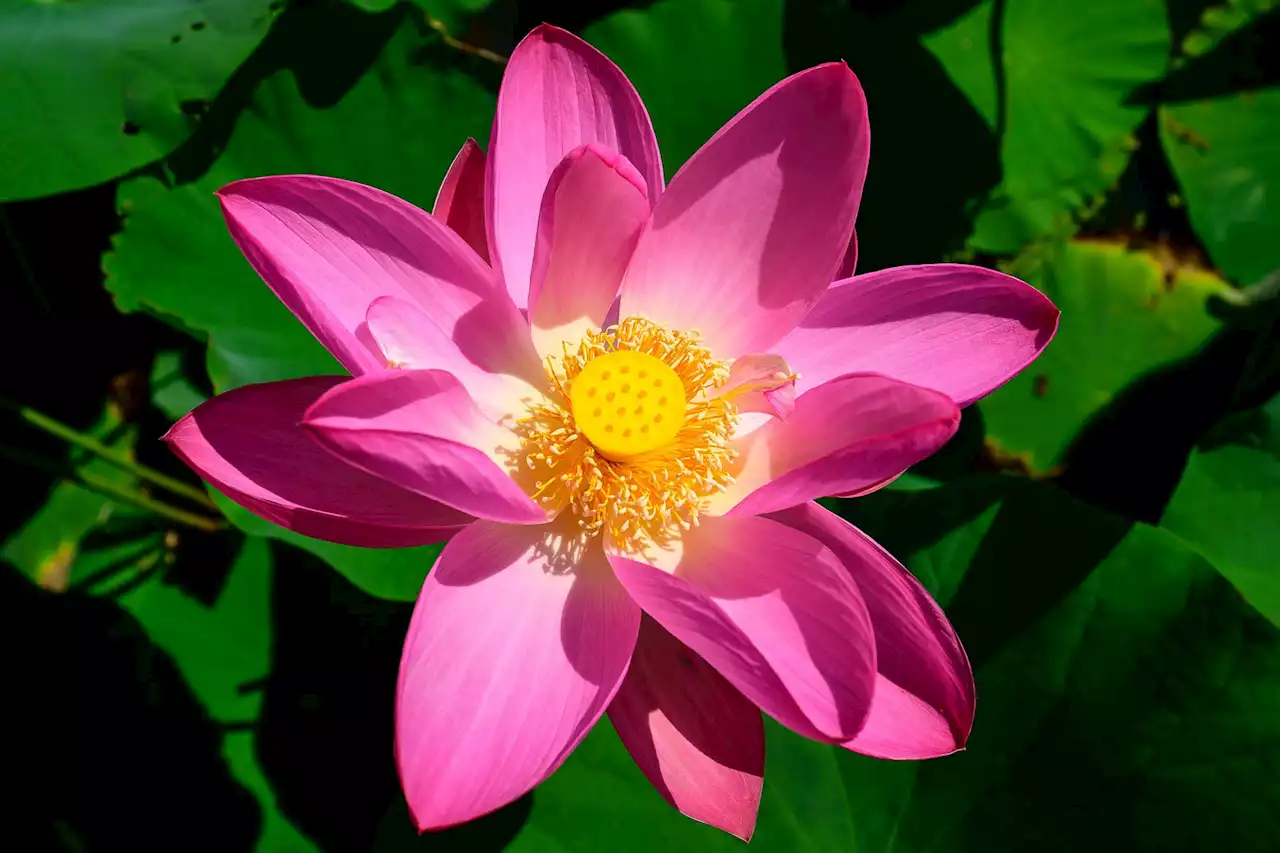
[529,144,650,359]
[769,503,974,758]
[398,521,641,829]
[712,373,960,517]
[777,264,1060,406]
[433,138,490,261]
[608,617,763,840]
[829,472,904,500]
[607,514,876,742]
[164,377,470,546]
[302,369,545,524]
[621,64,869,357]
[836,229,859,280]
[217,175,507,376]
[365,295,543,419]
[488,25,663,309]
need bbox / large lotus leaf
[583,0,786,174]
[979,239,1227,471]
[1162,86,1280,285]
[104,5,495,392]
[1162,393,1280,628]
[961,0,1169,251]
[0,0,279,201]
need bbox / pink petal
[365,295,544,420]
[301,369,545,524]
[770,503,974,758]
[606,514,876,742]
[718,353,797,419]
[398,521,641,829]
[777,264,1060,406]
[710,373,960,517]
[163,377,470,546]
[217,175,511,376]
[488,25,663,309]
[433,138,490,261]
[621,64,869,357]
[608,617,763,840]
[529,144,650,359]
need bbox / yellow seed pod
[569,350,686,461]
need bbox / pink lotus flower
[165,25,1057,840]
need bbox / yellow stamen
[510,316,738,552]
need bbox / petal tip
[805,60,866,95]
[215,174,279,201]
[529,22,577,42]
[572,142,649,200]
[519,22,587,54]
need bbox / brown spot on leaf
[976,438,1062,480]
[1078,234,1217,286]
[1162,114,1210,152]
[37,542,77,594]
[1032,374,1049,398]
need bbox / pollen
[510,316,738,552]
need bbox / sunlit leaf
[0,0,280,201]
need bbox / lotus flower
[165,25,1058,840]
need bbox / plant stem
[0,445,224,533]
[425,15,507,64]
[0,397,216,509]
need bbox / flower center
[568,350,686,461]
[512,316,738,551]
